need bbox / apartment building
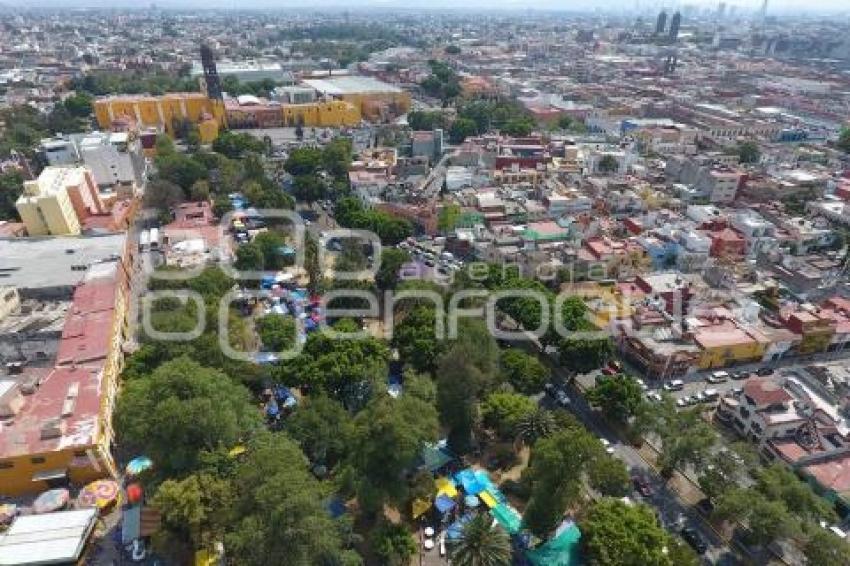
[38,132,145,193]
[15,166,105,236]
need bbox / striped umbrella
[33,488,70,514]
[77,479,120,512]
[125,456,153,476]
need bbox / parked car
[555,390,571,408]
[599,438,615,455]
[680,527,708,554]
[703,388,720,402]
[732,371,750,381]
[757,367,775,376]
[646,391,663,403]
[632,476,653,497]
[663,379,685,392]
[707,371,729,384]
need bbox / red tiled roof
[0,365,105,459]
[802,456,850,495]
[743,377,793,406]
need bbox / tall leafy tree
[370,522,417,566]
[115,357,262,479]
[515,408,556,446]
[523,427,603,537]
[349,394,439,515]
[500,349,550,395]
[227,433,361,566]
[286,395,353,468]
[582,498,689,566]
[586,374,645,424]
[804,529,850,566]
[481,392,536,440]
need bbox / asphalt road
[544,362,737,565]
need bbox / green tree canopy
[803,528,850,566]
[481,392,536,439]
[284,147,323,176]
[370,522,417,566]
[376,248,410,291]
[499,349,550,395]
[523,426,605,537]
[227,433,361,565]
[63,92,93,117]
[292,173,327,203]
[287,395,353,468]
[598,154,619,174]
[734,140,761,164]
[115,356,261,479]
[586,374,645,424]
[450,514,511,566]
[838,127,850,153]
[349,394,439,514]
[581,498,682,566]
[212,131,266,159]
[256,314,296,352]
[0,170,24,220]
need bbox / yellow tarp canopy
[435,476,457,498]
[412,497,431,519]
[479,490,497,508]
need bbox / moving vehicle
[757,367,775,376]
[731,371,750,381]
[707,371,729,384]
[599,438,615,455]
[632,476,653,497]
[680,527,708,554]
[555,390,571,408]
[663,379,684,392]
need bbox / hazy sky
[14,0,850,13]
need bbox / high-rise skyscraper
[717,2,726,20]
[656,10,668,35]
[760,0,769,21]
[669,11,681,42]
[200,44,222,101]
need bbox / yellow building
[94,93,225,144]
[693,322,767,370]
[281,100,361,127]
[15,167,102,236]
[0,259,129,495]
[302,76,410,121]
[564,282,634,329]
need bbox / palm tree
[451,514,512,566]
[515,408,556,446]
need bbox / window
[0,461,13,470]
[73,450,88,458]
[30,457,46,465]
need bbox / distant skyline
[11,0,850,14]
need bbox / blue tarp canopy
[325,498,347,519]
[446,513,475,540]
[454,468,491,496]
[435,494,456,514]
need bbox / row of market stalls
[0,456,160,564]
[411,444,581,565]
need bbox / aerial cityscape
[1,3,850,565]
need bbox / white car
[646,391,663,403]
[635,378,648,391]
[599,438,615,455]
